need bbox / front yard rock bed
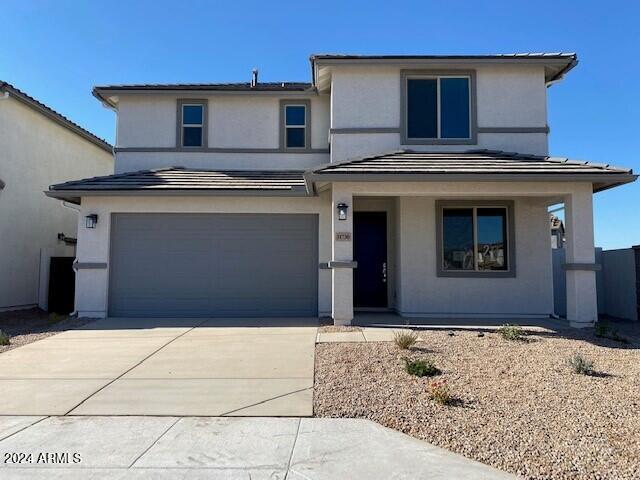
[314,328,640,480]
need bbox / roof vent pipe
[251,69,258,88]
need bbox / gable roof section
[0,81,112,153]
[46,167,308,203]
[307,150,636,192]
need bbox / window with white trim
[406,76,471,140]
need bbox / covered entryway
[108,213,318,317]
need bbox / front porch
[325,181,600,328]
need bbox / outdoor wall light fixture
[337,203,349,221]
[85,214,98,229]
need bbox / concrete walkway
[0,318,317,416]
[0,416,514,479]
[317,317,565,343]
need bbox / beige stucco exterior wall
[329,64,549,162]
[114,93,330,173]
[75,195,332,318]
[73,179,596,320]
[395,196,553,317]
[112,63,550,174]
[0,96,113,310]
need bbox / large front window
[405,75,471,141]
[438,202,514,277]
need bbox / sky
[1,0,638,249]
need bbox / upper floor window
[280,100,311,150]
[401,71,475,145]
[177,99,208,148]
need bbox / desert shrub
[427,380,452,405]
[403,358,440,377]
[594,321,609,337]
[498,324,526,341]
[595,321,629,344]
[48,312,67,325]
[567,354,594,375]
[0,330,9,346]
[393,330,418,350]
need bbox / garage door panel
[109,213,318,317]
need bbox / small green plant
[48,312,67,325]
[393,330,418,350]
[0,330,10,346]
[428,379,452,405]
[498,324,526,341]
[595,321,629,344]
[594,321,609,338]
[567,354,594,375]
[403,358,440,377]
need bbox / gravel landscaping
[0,308,93,353]
[314,326,640,480]
[318,325,363,333]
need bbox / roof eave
[310,54,578,84]
[46,188,312,202]
[92,86,318,100]
[305,172,637,193]
[92,88,118,110]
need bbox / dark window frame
[279,99,311,151]
[436,200,516,278]
[176,99,208,149]
[401,70,477,145]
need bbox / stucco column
[564,187,599,328]
[74,199,110,318]
[331,184,354,325]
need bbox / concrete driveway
[0,317,317,416]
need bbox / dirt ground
[314,324,640,480]
[0,308,92,353]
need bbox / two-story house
[46,53,636,327]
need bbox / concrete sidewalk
[0,416,514,479]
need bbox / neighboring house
[550,213,565,249]
[46,53,637,327]
[0,81,113,311]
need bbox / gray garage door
[109,213,318,317]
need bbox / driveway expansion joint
[62,319,210,415]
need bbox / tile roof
[95,82,312,91]
[308,150,636,192]
[310,52,577,61]
[94,82,312,97]
[47,167,308,202]
[0,81,112,153]
[311,150,632,174]
[93,82,315,106]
